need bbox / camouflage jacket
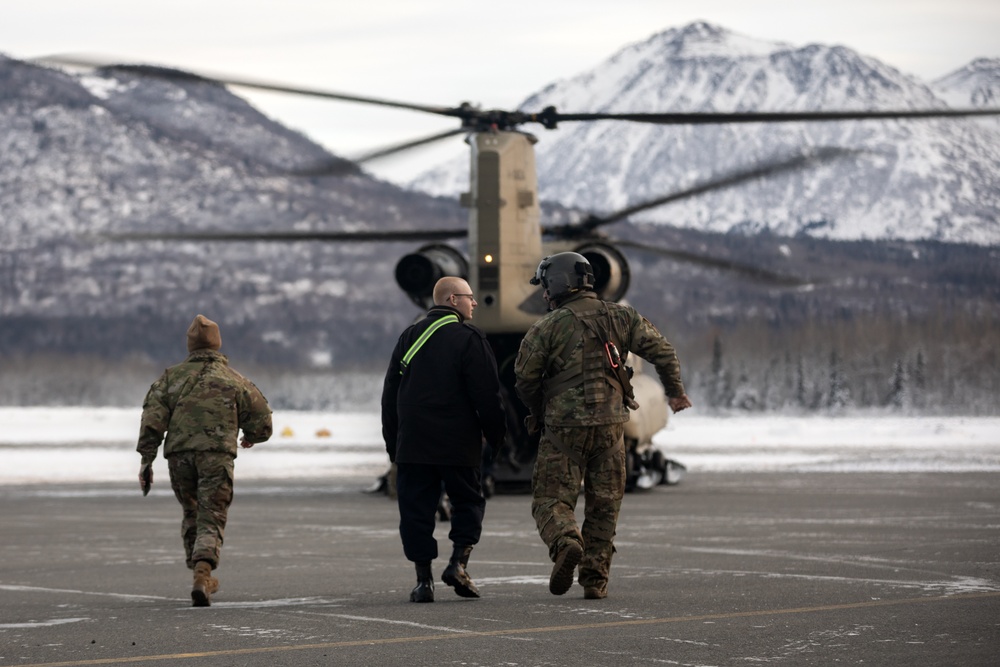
[514,291,686,427]
[137,349,272,463]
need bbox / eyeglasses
[451,293,475,300]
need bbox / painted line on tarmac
[0,618,89,629]
[302,611,480,634]
[0,584,175,602]
[13,591,1000,667]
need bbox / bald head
[433,277,471,306]
[433,276,477,320]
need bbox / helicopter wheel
[663,459,687,485]
[644,449,662,473]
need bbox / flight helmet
[529,252,595,301]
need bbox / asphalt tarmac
[1,471,998,666]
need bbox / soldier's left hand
[139,462,153,496]
[668,395,693,413]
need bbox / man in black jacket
[381,276,507,603]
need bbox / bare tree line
[677,309,998,415]
[2,309,996,416]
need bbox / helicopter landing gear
[626,440,686,491]
[482,473,496,499]
[664,458,687,485]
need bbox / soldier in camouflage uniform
[515,253,692,600]
[137,314,272,607]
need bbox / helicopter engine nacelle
[395,243,469,309]
[574,243,631,302]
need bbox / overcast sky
[4,0,998,182]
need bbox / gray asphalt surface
[1,471,998,666]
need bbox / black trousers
[396,462,485,563]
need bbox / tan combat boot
[549,541,583,595]
[192,561,214,607]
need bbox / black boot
[410,561,434,603]
[441,545,480,598]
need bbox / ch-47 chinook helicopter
[42,56,1000,493]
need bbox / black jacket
[381,306,507,467]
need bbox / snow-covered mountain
[411,22,1000,245]
[932,57,1000,107]
[0,55,465,366]
[1,34,998,398]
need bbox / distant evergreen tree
[711,335,723,376]
[887,359,908,409]
[826,349,850,411]
[761,357,781,410]
[783,351,795,408]
[732,366,762,411]
[910,350,926,408]
[708,334,733,408]
[796,355,808,409]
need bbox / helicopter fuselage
[394,129,675,492]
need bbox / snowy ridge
[932,57,1000,107]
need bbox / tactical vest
[542,297,638,409]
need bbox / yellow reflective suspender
[399,314,459,374]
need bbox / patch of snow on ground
[1,408,998,485]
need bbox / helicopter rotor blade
[37,55,1000,132]
[34,54,471,120]
[99,228,468,243]
[291,128,468,177]
[546,147,863,237]
[542,107,1000,128]
[608,238,809,287]
[353,128,469,164]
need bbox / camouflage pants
[168,451,235,570]
[531,423,626,589]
